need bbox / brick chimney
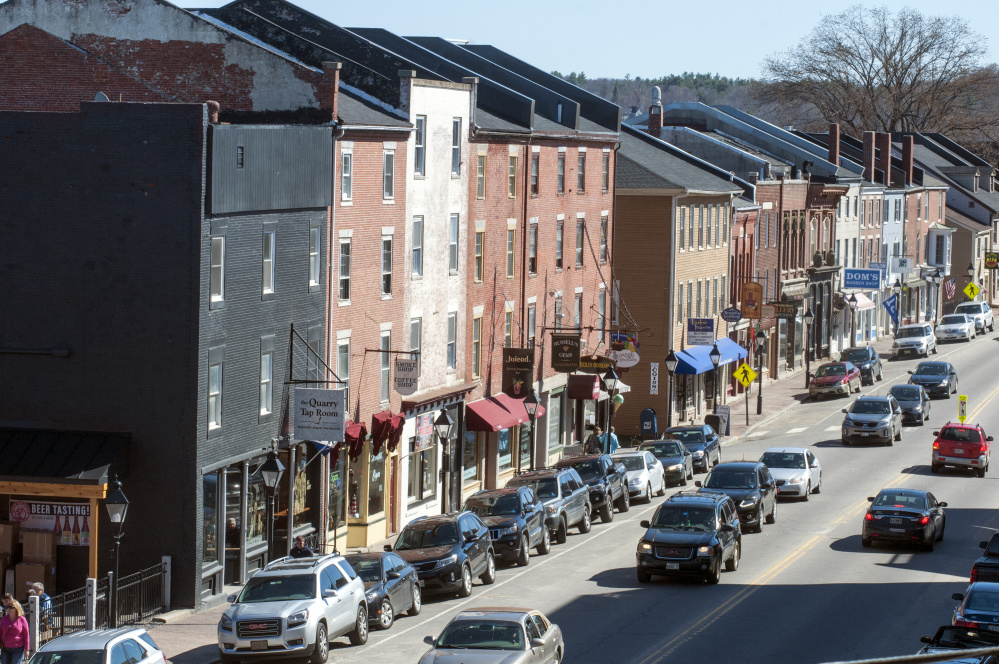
[875,133,892,186]
[319,61,341,122]
[902,135,915,186]
[206,100,220,124]
[862,131,876,182]
[398,69,416,117]
[648,85,663,139]
[828,123,840,166]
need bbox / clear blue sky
[175,0,997,80]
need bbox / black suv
[387,512,495,598]
[842,345,884,385]
[696,461,778,533]
[666,425,722,472]
[506,467,592,543]
[464,486,550,566]
[635,490,741,584]
[554,454,628,523]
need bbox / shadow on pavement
[169,645,219,664]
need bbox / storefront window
[407,437,438,505]
[778,319,788,369]
[368,449,385,516]
[203,473,219,563]
[328,453,347,531]
[547,390,563,453]
[794,314,803,365]
[518,424,531,471]
[293,444,314,528]
[246,464,266,546]
[498,429,512,472]
[463,430,480,484]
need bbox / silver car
[935,314,975,342]
[612,450,666,503]
[420,608,564,664]
[842,395,903,446]
[30,628,167,664]
[955,300,994,333]
[759,448,822,500]
[893,323,937,358]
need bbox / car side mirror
[907,370,913,375]
[920,636,932,644]
[695,480,703,487]
[894,408,901,415]
[640,520,650,528]
[464,532,476,543]
[387,570,401,580]
[981,541,989,549]
[424,636,436,645]
[841,409,848,414]
[989,437,995,442]
[933,431,940,436]
[867,497,874,502]
[323,588,337,598]
[952,593,965,601]
[939,502,948,507]
[531,638,546,649]
[721,523,736,533]
[384,544,392,552]
[810,462,819,468]
[227,594,237,603]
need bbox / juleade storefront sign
[502,348,535,396]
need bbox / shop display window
[292,444,313,526]
[368,449,385,516]
[203,473,218,563]
[246,462,267,546]
[463,430,480,484]
[407,437,438,505]
[548,391,563,453]
[328,453,347,531]
[498,429,512,472]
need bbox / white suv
[954,301,994,333]
[893,323,937,358]
[218,555,367,664]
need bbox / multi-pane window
[507,230,515,278]
[714,205,720,246]
[679,208,686,251]
[528,225,538,275]
[576,221,584,266]
[504,311,513,348]
[601,152,610,192]
[259,350,273,416]
[309,228,320,288]
[380,332,391,403]
[340,151,352,201]
[262,230,275,295]
[598,287,606,343]
[721,276,727,310]
[412,216,424,277]
[555,222,564,269]
[554,295,563,332]
[338,239,351,301]
[476,156,486,199]
[696,280,702,317]
[210,236,225,303]
[577,153,586,192]
[689,206,695,250]
[706,206,712,246]
[474,231,484,282]
[472,316,482,378]
[916,194,922,220]
[527,305,536,347]
[381,237,393,295]
[677,283,684,324]
[208,361,222,429]
[383,150,395,199]
[686,281,693,322]
[337,340,350,409]
[530,153,539,195]
[414,116,426,176]
[712,277,718,316]
[410,319,421,376]
[451,118,461,175]
[557,154,565,194]
[508,156,517,198]
[574,293,582,331]
[600,216,608,263]
[449,214,459,273]
[698,206,704,248]
[447,312,457,370]
[939,193,943,220]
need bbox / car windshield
[915,363,948,375]
[843,349,869,363]
[931,627,999,649]
[641,442,683,457]
[395,522,459,550]
[967,590,999,612]
[436,620,525,651]
[815,364,847,377]
[30,652,106,664]
[704,470,757,489]
[652,507,716,530]
[346,558,381,583]
[509,477,558,499]
[571,460,602,481]
[759,452,806,469]
[939,427,981,443]
[465,494,520,517]
[956,304,981,315]
[940,316,967,325]
[668,429,705,445]
[615,456,646,471]
[897,327,927,338]
[873,492,926,509]
[889,386,921,400]
[237,574,316,602]
[850,400,890,415]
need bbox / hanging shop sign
[741,281,763,319]
[686,318,715,346]
[8,500,91,547]
[843,268,881,289]
[394,357,418,396]
[761,304,776,319]
[578,355,616,374]
[502,348,535,396]
[550,333,581,373]
[985,252,999,270]
[720,307,743,323]
[605,331,639,368]
[769,302,799,320]
[650,362,659,396]
[294,387,346,442]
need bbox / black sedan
[345,551,421,630]
[862,488,946,550]
[639,439,694,486]
[918,625,999,658]
[842,346,884,385]
[909,361,959,399]
[666,425,721,472]
[888,384,931,425]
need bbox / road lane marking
[825,426,841,432]
[787,427,808,434]
[967,380,999,422]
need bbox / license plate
[955,449,964,454]
[989,626,999,633]
[861,432,870,437]
[665,562,679,570]
[890,528,905,533]
[250,641,268,651]
[890,518,902,524]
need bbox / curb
[152,608,197,624]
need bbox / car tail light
[920,516,930,525]
[980,444,988,453]
[955,618,980,629]
[971,567,979,583]
[865,512,873,521]
[933,442,939,450]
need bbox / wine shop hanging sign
[8,500,91,547]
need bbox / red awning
[465,393,546,433]
[345,421,368,460]
[567,374,601,400]
[386,414,405,452]
[370,411,392,456]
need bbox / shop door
[223,466,243,585]
[389,457,398,535]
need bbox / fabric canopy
[370,411,404,456]
[465,393,547,432]
[851,292,876,311]
[345,421,368,461]
[674,338,748,375]
[567,374,600,400]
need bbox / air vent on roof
[94,92,109,102]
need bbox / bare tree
[756,5,999,141]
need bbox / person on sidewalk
[1,599,30,664]
[28,582,52,630]
[601,427,620,454]
[289,535,314,559]
[585,426,603,455]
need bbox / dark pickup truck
[971,532,999,583]
[554,454,629,523]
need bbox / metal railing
[35,585,89,646]
[115,562,167,625]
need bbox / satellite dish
[94,92,110,102]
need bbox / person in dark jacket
[289,535,314,558]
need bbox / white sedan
[759,447,822,500]
[935,314,975,342]
[612,451,666,503]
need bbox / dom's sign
[843,268,881,289]
[502,348,535,396]
[294,388,346,442]
[550,333,581,372]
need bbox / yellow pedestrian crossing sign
[733,362,758,388]
[964,282,982,300]
[958,395,968,423]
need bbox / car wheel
[616,490,630,513]
[861,536,872,548]
[932,344,938,355]
[408,583,422,616]
[937,519,946,541]
[854,379,861,394]
[705,556,721,584]
[457,564,473,598]
[687,466,694,480]
[978,466,987,478]
[556,517,568,544]
[657,474,667,496]
[516,535,530,566]
[752,507,765,533]
[348,606,368,646]
[716,449,722,466]
[877,366,883,381]
[480,552,496,584]
[766,499,777,524]
[924,533,935,552]
[578,507,592,534]
[636,567,651,583]
[931,463,941,473]
[643,483,652,504]
[377,598,394,630]
[553,648,563,664]
[536,526,551,555]
[310,622,329,664]
[946,389,952,400]
[680,471,688,487]
[802,482,810,502]
[600,505,613,523]
[842,438,850,446]
[887,432,893,446]
[725,541,740,572]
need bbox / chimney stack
[206,100,220,124]
[398,69,416,116]
[862,131,876,182]
[827,123,840,166]
[319,61,342,122]
[902,135,915,186]
[875,133,892,186]
[648,85,663,139]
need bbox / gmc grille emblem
[665,549,683,555]
[247,623,267,629]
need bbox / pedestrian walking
[602,426,620,454]
[289,535,314,558]
[1,599,29,664]
[585,426,603,455]
[29,583,52,630]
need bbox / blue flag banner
[882,293,899,328]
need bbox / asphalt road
[327,329,999,664]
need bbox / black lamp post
[803,308,815,388]
[709,343,721,414]
[434,410,455,513]
[602,368,620,453]
[259,450,285,562]
[968,262,976,278]
[755,331,767,415]
[847,294,858,348]
[523,391,541,472]
[664,349,678,429]
[104,478,128,629]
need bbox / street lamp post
[259,450,285,562]
[847,294,858,349]
[709,343,721,415]
[523,391,541,472]
[755,331,767,415]
[664,350,678,429]
[803,308,815,388]
[602,368,620,454]
[104,479,128,629]
[434,410,455,513]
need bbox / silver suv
[218,555,367,664]
[954,301,994,333]
[893,323,936,358]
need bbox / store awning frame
[465,393,547,433]
[851,292,876,311]
[674,339,748,375]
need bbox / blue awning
[674,338,748,375]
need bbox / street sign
[733,362,758,388]
[964,282,982,300]
[741,282,763,319]
[958,395,968,424]
[843,268,881,289]
[769,302,799,320]
[761,304,776,319]
[985,252,999,270]
[650,362,659,396]
[868,262,887,270]
[720,307,743,323]
[687,318,715,345]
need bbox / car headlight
[697,546,715,556]
[692,450,705,457]
[434,554,459,569]
[365,590,378,601]
[499,525,519,536]
[219,614,233,632]
[787,476,806,484]
[638,542,652,553]
[939,379,949,386]
[861,363,870,370]
[287,609,309,629]
[739,497,759,508]
[546,505,557,514]
[629,477,644,486]
[667,464,683,471]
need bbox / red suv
[931,423,993,477]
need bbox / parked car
[665,425,721,472]
[932,422,992,477]
[893,323,937,358]
[506,467,592,544]
[888,384,931,426]
[387,512,496,598]
[419,608,564,664]
[639,439,694,487]
[808,362,862,399]
[953,583,999,628]
[955,300,995,333]
[935,313,976,342]
[862,488,946,550]
[344,551,420,631]
[759,447,822,500]
[917,625,999,660]
[217,554,368,664]
[612,450,666,503]
[841,395,903,446]
[841,346,884,384]
[909,361,959,399]
[554,454,628,523]
[464,486,550,566]
[32,629,167,664]
[972,533,999,584]
[696,461,778,534]
[635,490,741,584]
